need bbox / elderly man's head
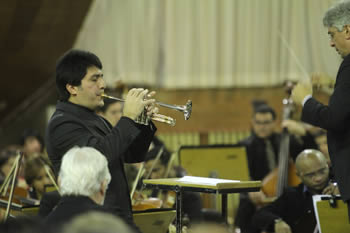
[59,147,111,205]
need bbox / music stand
[179,145,249,180]
[133,208,176,233]
[143,176,260,233]
[179,145,250,222]
[313,195,350,233]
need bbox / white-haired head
[323,1,350,31]
[59,147,111,197]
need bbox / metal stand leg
[175,186,183,233]
[221,194,227,223]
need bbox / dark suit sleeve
[252,192,290,232]
[47,116,144,173]
[302,64,350,133]
[124,120,156,163]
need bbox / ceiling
[0,0,92,126]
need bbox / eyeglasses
[302,167,328,179]
[254,120,274,125]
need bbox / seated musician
[45,146,112,229]
[252,149,339,233]
[0,147,28,189]
[234,103,316,233]
[20,129,45,163]
[24,155,54,201]
[141,141,203,223]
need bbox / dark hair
[24,156,51,186]
[55,49,103,101]
[253,104,276,120]
[20,128,44,149]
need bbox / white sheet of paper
[177,176,240,185]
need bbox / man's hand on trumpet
[123,88,156,121]
[144,90,159,118]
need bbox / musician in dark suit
[292,1,350,218]
[252,149,339,233]
[46,49,157,228]
[234,104,314,233]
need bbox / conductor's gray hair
[323,1,350,31]
[59,146,111,196]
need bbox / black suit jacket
[252,184,316,233]
[45,101,156,222]
[302,54,350,201]
[45,195,104,227]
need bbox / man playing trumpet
[46,49,157,231]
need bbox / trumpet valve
[183,100,192,120]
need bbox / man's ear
[66,84,78,96]
[344,25,350,39]
[100,180,107,195]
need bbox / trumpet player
[45,49,157,232]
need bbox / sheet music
[178,176,240,185]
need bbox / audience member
[45,146,111,229]
[62,211,135,233]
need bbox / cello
[261,84,301,198]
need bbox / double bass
[261,84,301,198]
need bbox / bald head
[295,149,327,174]
[295,149,329,193]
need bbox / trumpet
[101,94,192,126]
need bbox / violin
[131,190,162,211]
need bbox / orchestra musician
[234,103,316,233]
[24,155,54,201]
[45,49,157,230]
[252,149,339,233]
